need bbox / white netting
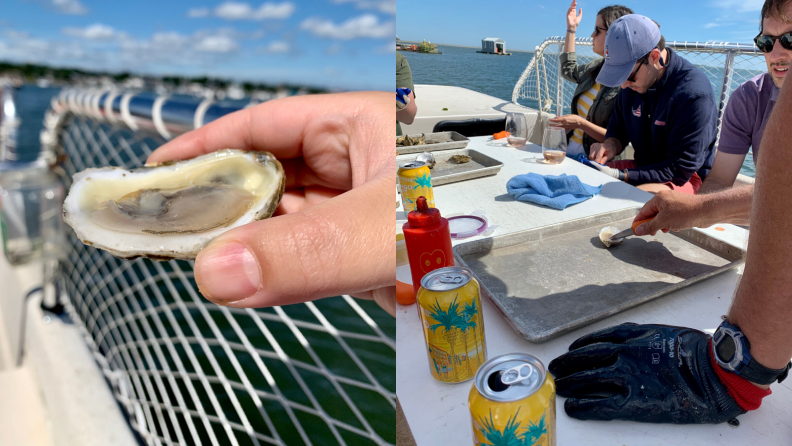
[55,114,396,446]
[514,37,767,138]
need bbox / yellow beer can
[417,267,486,383]
[398,160,434,213]
[469,353,556,446]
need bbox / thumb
[194,173,394,308]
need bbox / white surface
[0,252,137,446]
[396,137,792,445]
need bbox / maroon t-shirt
[717,72,779,163]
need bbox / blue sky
[0,0,395,90]
[396,0,765,50]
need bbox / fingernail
[196,242,260,304]
[635,224,646,236]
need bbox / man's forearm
[728,72,792,374]
[698,185,752,227]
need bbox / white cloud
[300,14,394,39]
[213,2,295,20]
[195,35,238,52]
[704,23,721,29]
[332,0,395,15]
[52,0,88,15]
[260,40,290,53]
[188,7,210,18]
[712,0,764,12]
[62,24,117,41]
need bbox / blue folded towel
[506,173,602,210]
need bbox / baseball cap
[596,14,661,87]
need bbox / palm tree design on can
[463,299,485,367]
[478,408,548,446]
[428,296,465,382]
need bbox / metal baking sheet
[396,131,470,155]
[453,208,745,343]
[398,149,504,186]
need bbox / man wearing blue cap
[585,14,717,195]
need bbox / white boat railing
[37,90,396,446]
[513,37,766,138]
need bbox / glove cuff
[709,340,772,411]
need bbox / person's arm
[632,186,753,236]
[578,119,607,143]
[563,0,581,54]
[625,94,716,186]
[728,69,792,379]
[699,151,747,194]
[700,82,754,193]
[396,91,417,125]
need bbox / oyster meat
[599,226,623,248]
[63,149,285,260]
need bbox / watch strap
[741,358,791,385]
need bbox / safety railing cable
[48,90,396,446]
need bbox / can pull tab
[439,274,464,285]
[500,363,535,386]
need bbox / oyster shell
[63,149,285,260]
[415,152,436,169]
[449,154,472,164]
[599,226,623,248]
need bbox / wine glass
[505,112,528,147]
[542,127,568,164]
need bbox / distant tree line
[0,61,327,94]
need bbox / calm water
[403,44,757,178]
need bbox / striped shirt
[567,83,601,157]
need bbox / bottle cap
[407,196,441,227]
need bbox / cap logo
[605,48,610,60]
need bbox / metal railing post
[717,50,736,140]
[556,42,564,117]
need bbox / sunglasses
[594,26,607,36]
[754,32,792,53]
[627,54,649,83]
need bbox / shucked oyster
[63,149,285,260]
[599,226,623,248]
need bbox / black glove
[548,323,744,424]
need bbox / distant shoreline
[398,41,534,53]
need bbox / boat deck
[396,136,792,445]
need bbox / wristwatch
[712,316,792,385]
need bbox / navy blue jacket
[605,49,717,186]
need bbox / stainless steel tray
[453,208,745,343]
[396,131,470,155]
[397,149,504,186]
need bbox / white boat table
[396,136,792,445]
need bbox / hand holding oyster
[63,149,285,260]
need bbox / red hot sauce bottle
[403,196,454,296]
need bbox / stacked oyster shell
[63,149,285,260]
